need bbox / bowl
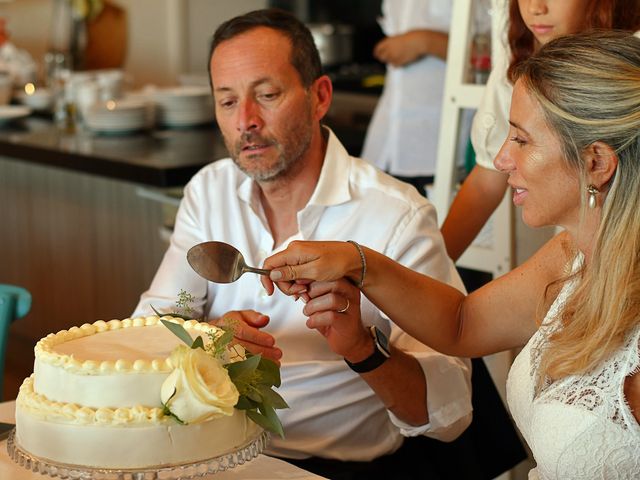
[17,88,54,111]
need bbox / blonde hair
[515,31,640,380]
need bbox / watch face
[371,326,391,357]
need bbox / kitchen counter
[0,117,228,187]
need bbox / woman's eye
[509,136,526,146]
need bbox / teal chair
[0,285,31,400]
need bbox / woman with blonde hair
[262,31,640,478]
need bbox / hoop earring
[587,185,599,209]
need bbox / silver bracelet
[347,240,366,288]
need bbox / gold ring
[337,298,350,313]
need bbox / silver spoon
[187,241,271,284]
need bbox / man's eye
[219,99,236,109]
[259,92,278,101]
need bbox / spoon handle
[244,266,272,276]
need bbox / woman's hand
[301,279,372,361]
[261,240,361,297]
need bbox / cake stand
[7,428,269,479]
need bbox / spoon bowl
[187,241,271,283]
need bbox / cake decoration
[159,318,288,437]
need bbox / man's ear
[311,75,333,121]
[585,141,618,190]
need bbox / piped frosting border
[17,375,170,425]
[35,316,223,375]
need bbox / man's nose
[237,98,262,132]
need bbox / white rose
[160,345,239,424]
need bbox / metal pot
[307,23,354,67]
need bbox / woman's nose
[493,142,513,173]
[528,0,548,16]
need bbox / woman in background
[441,0,640,262]
[262,31,640,478]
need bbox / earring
[587,185,599,209]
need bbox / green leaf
[258,385,289,409]
[258,403,285,438]
[247,389,263,403]
[235,395,259,410]
[226,354,261,382]
[246,409,284,438]
[191,335,204,350]
[257,357,281,387]
[161,319,194,348]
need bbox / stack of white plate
[153,86,214,128]
[84,99,149,134]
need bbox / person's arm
[374,29,448,67]
[263,232,573,358]
[441,165,509,261]
[441,45,513,261]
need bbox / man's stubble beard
[226,102,314,183]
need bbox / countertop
[0,116,228,187]
[0,102,372,188]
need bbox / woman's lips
[530,24,554,36]
[512,187,527,206]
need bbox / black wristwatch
[345,326,391,373]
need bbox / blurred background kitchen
[1,0,521,412]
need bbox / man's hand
[210,310,282,364]
[301,279,373,362]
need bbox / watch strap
[345,326,390,373]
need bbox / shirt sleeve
[470,37,513,171]
[382,200,473,440]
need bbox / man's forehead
[210,28,295,88]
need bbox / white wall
[2,0,267,87]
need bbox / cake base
[7,428,269,479]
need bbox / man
[133,9,471,479]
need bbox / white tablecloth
[0,401,325,479]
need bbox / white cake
[15,316,263,469]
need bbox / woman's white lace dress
[506,261,640,479]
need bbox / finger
[235,340,282,364]
[303,291,348,317]
[305,280,338,299]
[233,322,276,347]
[238,312,270,328]
[305,311,337,329]
[260,274,275,295]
